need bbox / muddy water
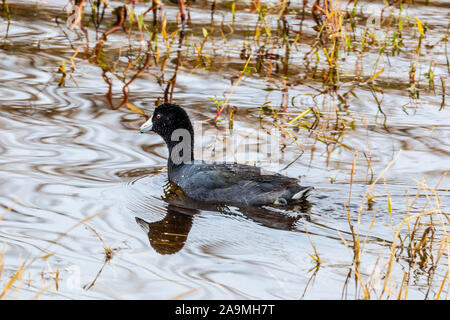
[0,1,449,299]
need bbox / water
[0,0,448,299]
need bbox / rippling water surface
[0,0,449,299]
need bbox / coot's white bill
[140,118,153,133]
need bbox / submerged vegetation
[0,0,448,299]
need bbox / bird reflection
[136,182,312,255]
[136,206,194,255]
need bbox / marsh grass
[0,209,107,299]
[336,151,449,299]
[83,224,121,291]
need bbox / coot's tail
[273,186,314,206]
[291,186,314,201]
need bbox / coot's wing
[173,163,309,205]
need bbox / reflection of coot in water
[136,206,194,255]
[135,184,199,255]
[139,103,313,206]
[136,182,312,255]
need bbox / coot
[139,103,313,206]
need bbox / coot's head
[140,103,194,144]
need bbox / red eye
[156,114,161,119]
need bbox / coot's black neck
[165,126,195,180]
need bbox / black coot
[139,103,313,206]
